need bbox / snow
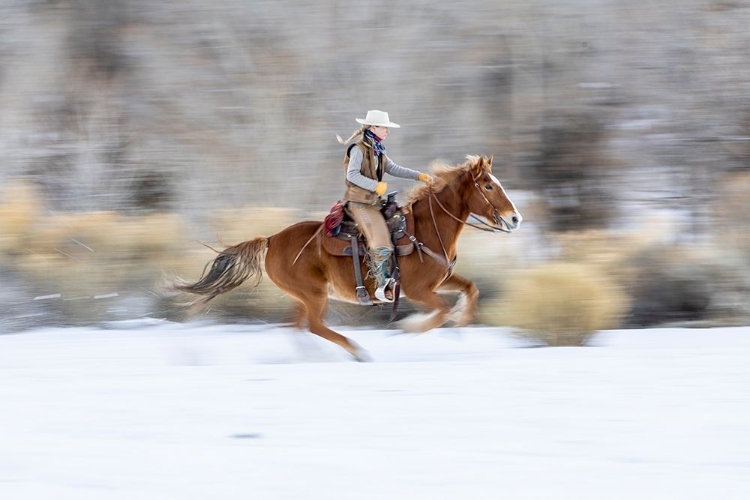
[1,322,749,499]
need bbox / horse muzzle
[495,211,522,233]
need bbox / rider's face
[370,125,390,140]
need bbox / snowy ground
[1,322,749,500]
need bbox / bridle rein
[427,171,512,234]
[420,170,512,277]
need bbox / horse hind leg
[309,314,371,362]
[292,303,307,329]
[291,292,371,362]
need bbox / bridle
[427,171,512,235]
[420,170,513,278]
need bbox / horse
[172,155,522,361]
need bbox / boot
[369,247,395,302]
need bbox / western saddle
[322,193,418,306]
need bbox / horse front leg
[436,273,479,327]
[394,285,453,334]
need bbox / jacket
[342,140,383,205]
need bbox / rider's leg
[370,246,395,302]
[346,202,395,301]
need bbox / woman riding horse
[173,155,521,361]
[337,110,432,302]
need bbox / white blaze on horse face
[490,174,522,229]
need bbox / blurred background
[1,0,749,342]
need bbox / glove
[375,182,388,196]
[418,173,433,183]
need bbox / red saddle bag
[324,201,345,236]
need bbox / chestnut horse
[174,155,521,360]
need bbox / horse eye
[484,184,493,190]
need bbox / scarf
[364,129,386,157]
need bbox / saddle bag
[324,201,345,236]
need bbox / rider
[337,110,432,302]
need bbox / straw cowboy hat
[355,110,401,128]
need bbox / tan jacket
[342,141,384,205]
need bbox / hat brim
[356,118,400,128]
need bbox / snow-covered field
[1,322,749,499]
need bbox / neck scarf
[364,129,386,157]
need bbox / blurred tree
[529,112,616,232]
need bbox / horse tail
[173,237,269,306]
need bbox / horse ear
[472,155,485,175]
[486,155,493,171]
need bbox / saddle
[322,199,416,258]
[321,193,417,307]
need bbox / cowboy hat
[355,110,401,128]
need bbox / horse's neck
[412,187,467,253]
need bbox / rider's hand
[418,173,433,183]
[375,182,388,196]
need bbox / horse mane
[406,155,482,208]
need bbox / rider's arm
[346,147,379,192]
[383,156,422,180]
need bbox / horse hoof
[394,315,430,334]
[352,348,373,362]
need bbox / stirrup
[375,279,395,303]
[355,285,374,306]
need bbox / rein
[427,174,511,234]
[417,171,510,279]
[425,192,455,279]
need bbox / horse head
[463,155,522,233]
